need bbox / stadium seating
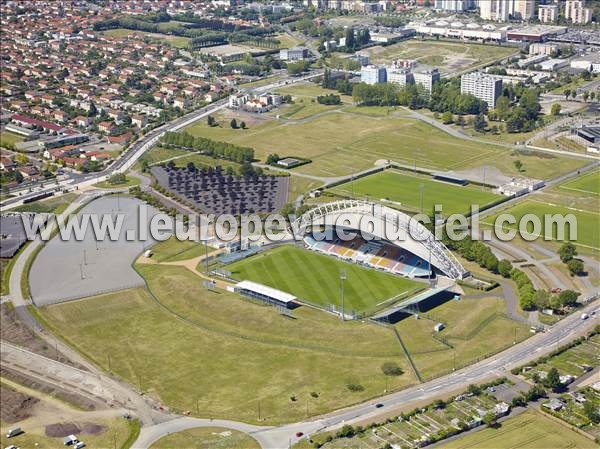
[303,234,431,279]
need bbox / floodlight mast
[340,269,347,321]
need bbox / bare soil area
[0,384,39,423]
[45,422,106,437]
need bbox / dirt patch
[0,304,83,369]
[1,367,99,411]
[45,422,106,437]
[0,384,40,423]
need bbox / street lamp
[419,183,424,213]
[340,269,347,321]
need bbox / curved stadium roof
[291,200,468,280]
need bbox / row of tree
[159,131,254,164]
[317,93,341,105]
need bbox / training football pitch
[559,169,600,196]
[483,200,600,250]
[226,246,424,314]
[331,170,503,216]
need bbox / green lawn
[185,103,586,180]
[226,245,424,314]
[483,200,600,250]
[331,170,503,216]
[102,28,190,48]
[150,427,260,449]
[93,176,140,189]
[40,273,416,424]
[398,296,530,380]
[13,193,77,214]
[0,416,134,449]
[559,169,600,196]
[150,235,215,262]
[440,409,595,449]
[0,131,24,148]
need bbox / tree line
[159,131,254,164]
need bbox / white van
[6,427,22,438]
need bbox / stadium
[292,200,468,281]
[223,200,469,319]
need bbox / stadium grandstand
[292,200,468,280]
[233,280,298,309]
[304,234,431,278]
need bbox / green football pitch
[559,169,600,196]
[483,200,600,250]
[331,170,503,216]
[226,245,424,314]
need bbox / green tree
[544,367,560,390]
[514,160,523,172]
[583,400,600,424]
[558,289,580,307]
[551,103,561,116]
[207,115,216,126]
[567,259,585,276]
[230,118,238,129]
[482,411,497,427]
[533,289,550,310]
[563,89,571,100]
[344,27,356,50]
[441,111,453,124]
[240,121,246,129]
[498,259,513,278]
[473,114,487,133]
[582,91,589,103]
[381,362,404,376]
[558,242,577,263]
[494,96,511,120]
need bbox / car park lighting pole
[340,269,347,321]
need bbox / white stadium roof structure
[235,280,297,304]
[291,200,468,280]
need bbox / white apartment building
[565,0,592,24]
[361,65,387,85]
[480,0,534,21]
[434,0,474,11]
[461,72,503,108]
[387,69,415,86]
[538,4,558,22]
[413,69,440,93]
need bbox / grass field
[396,296,530,380]
[440,409,595,449]
[150,236,215,262]
[226,246,424,314]
[358,40,517,74]
[185,95,586,180]
[0,131,24,148]
[93,175,140,189]
[102,28,190,48]
[40,273,416,424]
[331,170,503,216]
[13,193,77,214]
[483,200,600,250]
[150,427,260,449]
[559,169,599,196]
[0,416,134,449]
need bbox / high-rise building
[461,72,503,108]
[434,0,474,11]
[387,69,414,86]
[538,4,558,22]
[413,69,440,93]
[480,0,513,21]
[513,0,535,19]
[361,65,387,85]
[565,0,592,24]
